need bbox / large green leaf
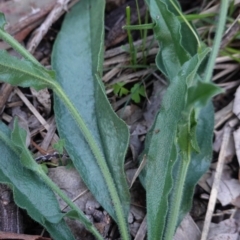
[140,49,209,239]
[0,50,55,90]
[140,0,219,239]
[178,102,214,223]
[52,0,130,223]
[145,0,196,80]
[0,122,75,240]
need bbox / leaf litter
[1,0,240,239]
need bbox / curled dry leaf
[129,206,145,237]
[117,105,143,126]
[48,166,111,239]
[30,88,51,115]
[207,167,240,206]
[173,214,201,240]
[208,219,239,240]
[213,129,224,152]
[48,166,97,210]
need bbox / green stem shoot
[0,29,41,67]
[204,0,229,83]
[126,6,137,66]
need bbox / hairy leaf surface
[145,0,196,80]
[0,122,75,240]
[141,0,218,239]
[52,0,130,222]
[141,49,209,239]
[0,50,55,90]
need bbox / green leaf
[130,83,145,103]
[113,82,129,97]
[52,0,130,225]
[189,109,200,153]
[11,119,39,171]
[53,139,65,154]
[6,120,102,239]
[177,109,200,159]
[177,122,190,160]
[120,87,129,96]
[0,122,75,240]
[113,83,122,95]
[187,81,223,108]
[0,12,6,29]
[144,0,196,80]
[178,102,214,224]
[0,50,56,90]
[140,48,209,239]
[139,1,221,239]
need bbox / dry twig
[200,123,233,240]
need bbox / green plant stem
[126,6,136,66]
[164,149,190,239]
[0,29,41,67]
[204,0,228,83]
[39,169,104,240]
[135,0,145,64]
[180,13,216,21]
[141,11,149,65]
[135,0,142,34]
[53,84,130,240]
[123,23,154,30]
[123,13,217,30]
